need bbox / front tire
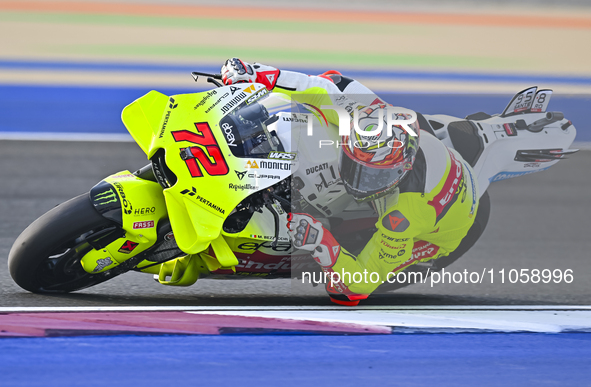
[8,194,120,293]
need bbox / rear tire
[8,194,121,293]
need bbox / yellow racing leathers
[266,67,479,303]
[328,131,479,296]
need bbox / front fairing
[122,83,295,255]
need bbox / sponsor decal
[93,257,113,272]
[229,183,259,191]
[385,241,440,272]
[180,187,197,196]
[462,161,477,218]
[245,160,290,171]
[524,162,541,168]
[268,152,296,160]
[194,90,217,110]
[152,162,169,188]
[113,182,132,215]
[489,167,550,183]
[158,110,171,138]
[235,170,247,180]
[110,173,135,179]
[249,234,289,241]
[94,188,118,206]
[411,241,440,261]
[222,121,237,147]
[282,114,308,123]
[243,85,256,94]
[133,220,155,229]
[382,210,410,232]
[380,233,409,242]
[245,160,259,168]
[378,249,401,264]
[168,97,178,109]
[118,240,139,254]
[259,160,291,171]
[235,256,292,272]
[133,207,156,216]
[428,150,464,223]
[246,87,269,105]
[306,163,329,175]
[380,240,406,250]
[205,92,230,114]
[237,241,291,252]
[221,92,247,114]
[182,191,225,214]
[248,173,280,180]
[229,86,240,95]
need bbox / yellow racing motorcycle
[8,73,577,294]
[8,76,349,293]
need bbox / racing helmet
[338,105,419,202]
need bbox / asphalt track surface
[1,140,589,307]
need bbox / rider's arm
[288,201,423,297]
[221,58,384,105]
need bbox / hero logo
[222,122,236,147]
[133,220,155,229]
[134,207,156,216]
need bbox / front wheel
[8,194,123,293]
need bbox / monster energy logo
[94,189,118,205]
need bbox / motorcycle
[8,73,578,294]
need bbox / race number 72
[172,123,229,178]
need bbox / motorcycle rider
[220,58,490,306]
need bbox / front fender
[82,171,167,273]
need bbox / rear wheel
[8,194,122,293]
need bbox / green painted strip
[0,11,425,35]
[52,44,519,70]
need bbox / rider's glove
[287,213,340,268]
[221,58,280,90]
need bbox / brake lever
[191,71,223,82]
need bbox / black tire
[8,193,121,293]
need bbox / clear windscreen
[219,92,295,158]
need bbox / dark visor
[339,150,407,199]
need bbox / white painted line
[1,305,590,313]
[3,305,590,333]
[573,141,591,150]
[186,310,591,333]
